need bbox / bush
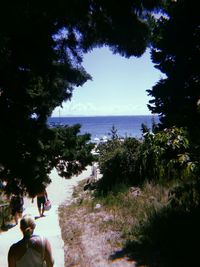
[169,177,200,213]
[0,193,11,229]
[97,126,193,193]
[97,137,141,192]
[136,127,192,183]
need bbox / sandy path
[0,167,91,267]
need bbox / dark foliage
[122,205,200,267]
[147,0,200,146]
[0,1,161,195]
[51,125,94,179]
[97,137,141,193]
[122,177,200,267]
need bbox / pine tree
[147,0,200,144]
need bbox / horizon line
[50,114,158,118]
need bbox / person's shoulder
[31,235,46,246]
[9,240,22,253]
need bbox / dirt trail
[59,174,137,267]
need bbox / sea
[48,115,159,142]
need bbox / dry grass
[59,179,170,267]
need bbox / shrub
[97,126,195,193]
[136,127,192,183]
[97,137,141,192]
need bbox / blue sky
[52,46,162,117]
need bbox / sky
[52,46,162,117]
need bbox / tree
[110,125,118,140]
[0,1,162,195]
[147,0,200,145]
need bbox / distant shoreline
[50,114,158,118]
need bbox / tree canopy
[0,0,162,195]
[147,0,200,145]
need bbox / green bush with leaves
[137,126,192,183]
[97,137,141,192]
[169,175,200,213]
[97,126,195,192]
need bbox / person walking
[8,214,54,267]
[32,189,49,217]
[37,189,48,217]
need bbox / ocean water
[48,115,159,142]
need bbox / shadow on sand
[34,214,47,221]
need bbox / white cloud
[51,101,150,117]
